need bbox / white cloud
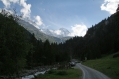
[34,16,43,26]
[1,0,31,18]
[1,0,11,8]
[0,8,1,12]
[49,29,61,35]
[1,0,19,8]
[10,0,19,3]
[49,29,62,35]
[101,0,119,14]
[19,0,31,18]
[0,0,44,29]
[68,24,88,37]
[54,30,62,35]
[32,15,43,29]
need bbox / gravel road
[76,63,110,79]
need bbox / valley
[0,2,119,79]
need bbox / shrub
[113,54,119,58]
[56,70,67,76]
[47,69,56,74]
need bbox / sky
[0,0,119,36]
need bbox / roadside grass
[33,68,82,79]
[83,52,119,79]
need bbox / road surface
[76,63,110,79]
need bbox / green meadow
[83,52,119,79]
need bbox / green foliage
[47,69,56,74]
[0,10,30,76]
[33,69,82,79]
[56,70,67,75]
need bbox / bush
[56,70,67,76]
[47,69,56,74]
[113,54,119,58]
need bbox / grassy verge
[83,52,119,79]
[33,68,82,79]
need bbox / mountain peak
[41,28,70,38]
[18,19,71,43]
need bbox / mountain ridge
[41,28,71,38]
[18,19,71,43]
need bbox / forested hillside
[62,10,119,60]
[0,10,70,78]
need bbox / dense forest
[0,6,119,78]
[0,10,70,78]
[62,9,119,60]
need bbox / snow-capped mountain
[18,19,71,43]
[41,28,70,38]
[18,17,71,38]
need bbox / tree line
[62,9,119,60]
[0,10,70,78]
